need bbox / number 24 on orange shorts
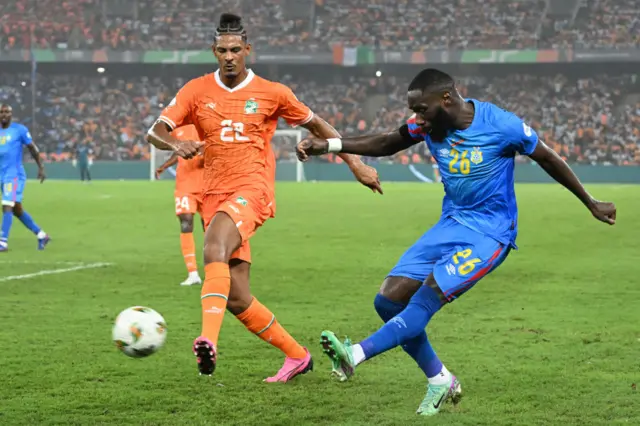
[174,193,203,215]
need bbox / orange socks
[200,262,231,346]
[236,298,307,359]
[180,232,198,273]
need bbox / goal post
[271,129,305,183]
[150,128,305,182]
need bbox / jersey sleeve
[276,84,314,127]
[20,125,33,145]
[496,110,539,156]
[158,81,197,131]
[399,114,428,142]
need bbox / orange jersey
[172,124,204,195]
[159,70,313,196]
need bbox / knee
[12,204,23,217]
[179,215,194,233]
[2,205,13,214]
[203,239,229,264]
[227,294,253,316]
[379,276,422,304]
[374,292,405,322]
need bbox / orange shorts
[174,192,203,216]
[202,190,274,264]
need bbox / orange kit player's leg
[194,191,312,381]
[175,193,202,286]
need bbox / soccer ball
[112,306,167,358]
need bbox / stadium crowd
[1,0,637,51]
[1,71,638,165]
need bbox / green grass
[0,181,638,426]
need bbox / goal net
[150,129,305,182]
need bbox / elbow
[145,129,153,144]
[145,128,159,147]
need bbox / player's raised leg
[177,212,201,286]
[321,222,450,382]
[194,210,242,375]
[227,258,312,383]
[13,201,49,250]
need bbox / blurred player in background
[297,68,616,416]
[73,139,93,182]
[155,124,205,286]
[0,104,50,252]
[146,13,381,382]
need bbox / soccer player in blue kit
[0,104,49,252]
[296,69,616,416]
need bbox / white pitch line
[0,260,84,265]
[0,262,113,282]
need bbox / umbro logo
[206,102,216,110]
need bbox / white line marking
[0,260,84,265]
[0,262,113,282]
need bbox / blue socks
[1,210,13,244]
[361,286,443,372]
[17,210,41,235]
[373,293,443,378]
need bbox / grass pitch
[0,181,638,426]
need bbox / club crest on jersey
[470,147,483,165]
[244,98,258,114]
[235,196,248,206]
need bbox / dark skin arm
[145,121,203,159]
[296,127,420,159]
[155,152,179,179]
[528,140,616,225]
[301,115,382,193]
[26,142,45,183]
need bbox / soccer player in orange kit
[155,124,205,286]
[146,13,382,382]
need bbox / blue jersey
[0,123,32,178]
[406,99,538,247]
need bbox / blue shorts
[388,217,511,302]
[1,176,26,206]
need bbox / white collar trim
[214,69,255,93]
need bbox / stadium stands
[1,71,637,165]
[1,0,636,50]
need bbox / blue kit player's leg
[372,221,452,380]
[1,176,19,251]
[320,219,451,383]
[320,218,511,416]
[12,177,50,250]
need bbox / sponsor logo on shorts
[235,196,248,206]
[446,263,456,275]
[227,203,240,214]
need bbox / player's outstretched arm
[145,121,202,159]
[297,126,419,159]
[26,142,46,183]
[529,141,616,225]
[302,115,383,194]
